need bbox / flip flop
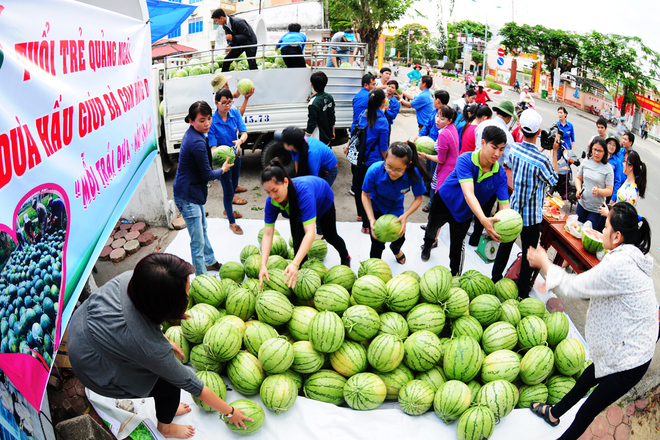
[361,227,370,235]
[232,196,248,205]
[530,403,560,427]
[234,186,247,193]
[229,223,244,235]
[223,210,243,219]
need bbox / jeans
[423,194,471,275]
[221,46,258,71]
[326,51,350,67]
[425,160,437,195]
[576,202,604,231]
[370,210,405,259]
[149,378,181,424]
[174,196,216,275]
[221,154,241,224]
[491,223,541,298]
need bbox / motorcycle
[393,63,399,77]
[549,147,585,211]
[513,84,520,93]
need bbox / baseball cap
[211,73,232,93]
[275,126,306,149]
[519,109,542,133]
[494,100,517,120]
[343,30,355,42]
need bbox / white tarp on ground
[88,219,588,440]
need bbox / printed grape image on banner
[0,0,158,412]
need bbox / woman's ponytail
[609,202,652,254]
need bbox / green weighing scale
[475,235,499,263]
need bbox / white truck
[152,42,368,174]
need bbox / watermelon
[223,399,265,435]
[308,239,328,260]
[517,383,549,408]
[258,227,280,244]
[444,287,470,319]
[243,321,278,356]
[519,345,554,385]
[545,311,569,347]
[378,311,409,339]
[481,321,518,354]
[451,315,484,342]
[517,315,548,349]
[342,305,380,342]
[263,268,292,297]
[164,326,190,364]
[287,248,295,260]
[303,369,347,405]
[468,294,502,326]
[314,284,350,313]
[403,331,443,372]
[415,136,437,155]
[442,336,482,382]
[500,302,522,327]
[241,278,261,296]
[582,228,603,254]
[255,290,293,326]
[236,78,255,95]
[226,351,265,396]
[374,363,415,400]
[190,344,223,373]
[367,333,405,372]
[466,380,482,403]
[547,374,576,405]
[459,271,493,300]
[493,208,523,243]
[220,261,244,283]
[401,270,421,283]
[258,337,295,374]
[292,268,321,300]
[259,373,297,414]
[357,258,393,282]
[406,303,446,334]
[188,274,225,307]
[204,322,242,362]
[243,255,262,279]
[181,307,215,344]
[217,314,247,339]
[266,255,288,271]
[373,214,402,242]
[269,235,289,258]
[352,275,388,308]
[554,338,586,376]
[290,340,325,374]
[324,265,357,291]
[494,278,519,302]
[287,306,318,341]
[456,405,496,440]
[398,380,435,415]
[225,288,256,321]
[518,297,546,318]
[343,372,387,410]
[193,303,223,324]
[240,245,260,265]
[420,266,451,303]
[433,380,472,423]
[476,379,519,419]
[301,258,327,279]
[329,340,368,377]
[415,365,447,392]
[218,279,239,302]
[193,371,227,411]
[385,275,420,312]
[480,349,520,383]
[308,310,345,353]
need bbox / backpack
[455,113,467,151]
[346,115,374,168]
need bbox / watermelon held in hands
[581,229,603,254]
[492,209,523,243]
[212,145,236,168]
[373,214,402,243]
[237,78,255,95]
[415,136,437,155]
[222,399,265,435]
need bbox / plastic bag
[564,214,582,239]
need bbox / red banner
[634,94,660,115]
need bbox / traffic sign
[497,57,504,66]
[497,47,505,57]
[465,44,473,51]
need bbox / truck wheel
[261,139,296,176]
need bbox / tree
[453,19,492,41]
[329,0,415,66]
[393,24,430,62]
[498,22,535,56]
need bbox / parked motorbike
[513,84,520,93]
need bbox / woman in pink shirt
[418,105,459,190]
[461,104,492,153]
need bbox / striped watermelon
[517,383,549,408]
[225,288,256,321]
[189,274,225,307]
[342,305,380,342]
[442,336,482,382]
[204,322,242,362]
[217,314,247,339]
[466,380,482,403]
[406,303,446,335]
[218,278,239,302]
[287,248,295,260]
[493,208,523,243]
[451,315,484,342]
[329,340,368,377]
[309,310,345,353]
[258,337,295,374]
[303,369,347,406]
[367,333,405,372]
[181,307,215,344]
[243,321,278,356]
[190,344,223,373]
[282,370,303,393]
[290,341,325,374]
[403,331,443,372]
[287,306,318,341]
[375,363,415,400]
[240,245,260,265]
[517,315,548,349]
[352,275,388,308]
[456,405,496,440]
[308,239,328,260]
[401,270,421,283]
[241,278,261,296]
[415,366,447,392]
[357,258,393,283]
[220,261,245,283]
[373,214,402,242]
[459,271,493,300]
[420,266,452,303]
[481,321,518,354]
[193,371,227,411]
[476,379,519,419]
[378,312,410,339]
[269,235,289,258]
[574,359,593,380]
[547,375,576,405]
[314,284,351,313]
[500,303,522,327]
[582,228,603,254]
[258,227,280,244]
[301,258,328,279]
[480,349,520,383]
[545,311,570,348]
[193,303,223,324]
[433,380,472,423]
[264,268,293,297]
[554,338,586,376]
[518,297,546,318]
[292,268,322,300]
[385,275,420,312]
[494,278,519,302]
[223,399,265,435]
[256,290,293,326]
[164,326,190,364]
[398,380,435,415]
[343,372,387,410]
[519,345,554,385]
[226,351,265,396]
[243,254,262,279]
[444,287,470,319]
[324,265,357,291]
[259,373,297,414]
[266,255,288,271]
[468,294,502,326]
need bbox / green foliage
[475,76,482,82]
[452,20,492,40]
[442,72,457,78]
[487,81,502,91]
[443,61,455,71]
[393,23,432,62]
[471,51,484,66]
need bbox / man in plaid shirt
[491,109,560,298]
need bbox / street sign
[443,55,448,63]
[465,44,473,51]
[497,47,505,57]
[497,57,504,66]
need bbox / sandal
[357,216,362,222]
[419,240,438,250]
[529,403,560,427]
[223,210,243,219]
[229,223,244,235]
[395,252,406,265]
[232,195,248,205]
[422,205,430,213]
[234,186,247,193]
[361,227,370,235]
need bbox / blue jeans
[326,52,350,67]
[317,166,338,234]
[576,202,604,231]
[221,154,241,224]
[174,196,216,275]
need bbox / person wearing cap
[407,64,422,87]
[276,23,307,68]
[400,75,434,128]
[556,106,575,160]
[491,109,560,298]
[327,29,356,68]
[210,73,255,117]
[212,9,258,72]
[474,82,492,105]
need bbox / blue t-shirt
[276,32,307,50]
[609,153,623,198]
[385,97,400,126]
[49,199,65,218]
[290,137,338,176]
[418,111,439,141]
[557,120,575,148]
[264,176,334,226]
[438,151,510,223]
[352,88,370,131]
[208,108,247,152]
[411,89,434,126]
[362,161,426,217]
[357,110,389,166]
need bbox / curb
[433,74,503,95]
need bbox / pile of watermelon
[163,228,589,438]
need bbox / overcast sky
[399,0,660,54]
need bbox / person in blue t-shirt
[401,75,435,128]
[352,74,375,132]
[557,106,575,160]
[384,80,401,142]
[421,125,510,275]
[48,197,66,230]
[362,142,431,263]
[276,23,307,68]
[208,88,248,235]
[280,126,338,184]
[259,160,351,289]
